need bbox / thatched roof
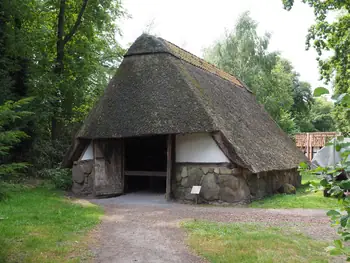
[70,34,306,173]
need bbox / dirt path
[90,193,335,263]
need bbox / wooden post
[305,133,308,160]
[166,134,173,201]
[121,139,125,193]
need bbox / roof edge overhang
[211,131,251,171]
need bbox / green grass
[0,183,103,263]
[250,174,341,209]
[183,220,330,263]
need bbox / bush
[0,187,7,201]
[29,137,70,175]
[0,182,29,201]
[39,168,72,190]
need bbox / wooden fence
[295,132,341,161]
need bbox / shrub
[0,98,32,180]
[0,182,28,201]
[39,168,72,190]
[28,137,70,175]
[299,137,350,260]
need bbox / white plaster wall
[176,133,230,163]
[81,142,93,160]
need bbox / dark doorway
[124,135,167,193]
[125,176,166,193]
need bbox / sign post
[191,186,201,204]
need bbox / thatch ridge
[126,34,246,90]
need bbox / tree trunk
[56,0,65,75]
[51,0,89,142]
[51,0,66,141]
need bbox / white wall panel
[81,142,93,160]
[176,133,229,163]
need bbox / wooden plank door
[93,140,124,196]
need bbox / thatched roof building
[64,34,306,203]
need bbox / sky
[118,0,323,89]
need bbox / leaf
[329,185,344,196]
[336,144,342,152]
[320,178,330,187]
[335,93,350,105]
[310,181,320,187]
[339,180,350,190]
[341,215,349,227]
[334,239,343,249]
[327,210,341,217]
[314,166,326,173]
[327,246,343,256]
[342,233,350,241]
[299,162,308,169]
[313,87,329,97]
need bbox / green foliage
[0,0,126,175]
[283,0,350,135]
[290,81,315,132]
[277,110,299,135]
[0,98,32,178]
[183,220,330,262]
[203,12,317,135]
[0,184,103,262]
[39,168,72,190]
[299,138,350,260]
[313,87,329,97]
[204,12,278,89]
[29,137,70,173]
[309,98,336,132]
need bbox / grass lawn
[250,174,341,209]
[0,183,103,263]
[183,220,330,263]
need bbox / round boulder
[72,164,85,184]
[218,174,250,202]
[278,183,296,194]
[200,173,220,201]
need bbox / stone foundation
[247,169,301,200]
[71,160,301,202]
[72,160,94,195]
[172,164,301,204]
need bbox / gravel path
[90,193,336,263]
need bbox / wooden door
[93,140,124,196]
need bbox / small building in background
[295,132,341,161]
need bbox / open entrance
[124,135,167,193]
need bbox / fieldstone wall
[246,169,301,200]
[72,160,94,195]
[172,164,251,203]
[172,164,301,204]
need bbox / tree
[204,12,313,134]
[309,98,336,132]
[0,98,32,178]
[0,0,37,104]
[204,12,278,92]
[291,81,315,132]
[0,0,126,173]
[283,0,350,134]
[39,0,126,141]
